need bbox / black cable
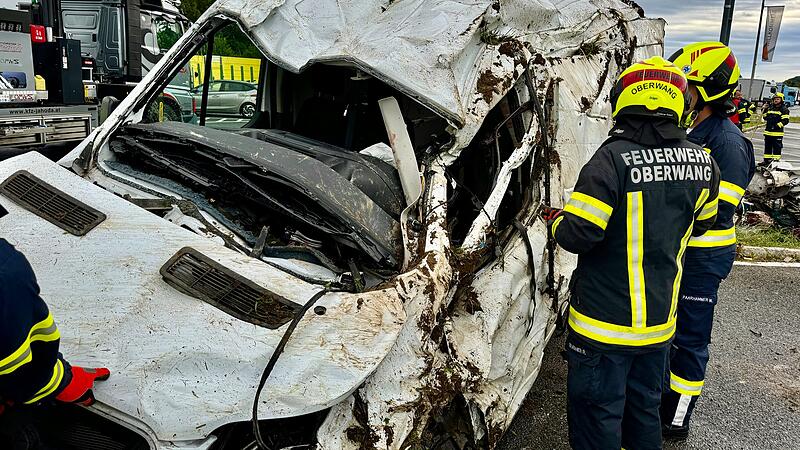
[513,219,537,336]
[252,289,329,449]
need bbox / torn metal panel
[0,152,406,444]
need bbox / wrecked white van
[0,0,663,448]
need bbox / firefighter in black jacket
[762,92,791,163]
[662,43,755,440]
[735,89,752,129]
[0,204,110,444]
[545,56,720,450]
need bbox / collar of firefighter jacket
[609,117,686,146]
[687,111,725,146]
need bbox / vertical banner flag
[762,6,785,62]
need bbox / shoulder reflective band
[564,191,613,230]
[688,226,736,247]
[626,191,646,328]
[568,306,676,347]
[670,372,704,396]
[718,181,745,206]
[764,130,785,137]
[0,313,60,375]
[697,195,718,221]
[551,215,565,236]
[24,359,65,404]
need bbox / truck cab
[62,0,195,122]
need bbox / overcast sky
[636,0,800,83]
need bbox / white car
[0,0,663,448]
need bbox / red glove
[55,365,111,406]
[541,207,563,222]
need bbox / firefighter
[545,56,720,450]
[737,91,753,128]
[662,42,755,439]
[0,204,110,443]
[762,92,791,163]
[730,89,742,130]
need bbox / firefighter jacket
[0,212,72,404]
[686,113,755,252]
[763,102,790,137]
[552,118,720,350]
[738,99,753,124]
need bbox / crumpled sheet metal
[205,0,660,148]
[0,152,407,444]
[314,2,664,448]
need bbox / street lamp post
[747,0,767,100]
[720,0,736,45]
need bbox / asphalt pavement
[748,106,800,165]
[497,263,800,450]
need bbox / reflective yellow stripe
[763,154,782,159]
[568,306,676,347]
[688,226,736,247]
[626,192,646,328]
[670,222,694,319]
[564,191,613,230]
[765,110,782,115]
[702,147,711,154]
[0,313,60,375]
[670,372,704,396]
[718,181,745,206]
[694,188,709,212]
[737,108,746,113]
[781,115,791,119]
[551,215,564,236]
[697,195,718,221]
[24,359,65,404]
[764,130,784,137]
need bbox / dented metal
[0,1,666,448]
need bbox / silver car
[192,80,258,117]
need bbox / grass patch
[737,224,800,249]
[791,116,800,123]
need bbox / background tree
[180,0,260,58]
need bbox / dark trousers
[661,247,735,429]
[763,134,783,161]
[566,335,669,450]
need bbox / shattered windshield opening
[109,20,449,289]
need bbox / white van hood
[0,152,405,444]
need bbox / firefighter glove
[541,207,563,222]
[55,365,111,406]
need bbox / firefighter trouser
[661,247,735,430]
[763,134,783,161]
[566,335,669,450]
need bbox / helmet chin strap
[681,109,698,129]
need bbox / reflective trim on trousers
[670,372,704,396]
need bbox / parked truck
[0,0,192,157]
[61,0,195,121]
[0,2,98,153]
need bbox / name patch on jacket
[620,147,712,184]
